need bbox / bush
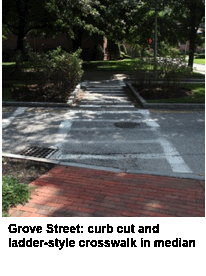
[35,47,84,102]
[158,56,192,86]
[2,176,31,216]
[132,48,192,87]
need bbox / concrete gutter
[2,83,81,108]
[3,152,205,181]
[126,82,205,110]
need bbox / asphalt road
[2,81,205,179]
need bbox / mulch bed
[2,157,55,185]
[10,85,72,103]
[132,84,193,100]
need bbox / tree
[2,0,102,53]
[169,0,205,68]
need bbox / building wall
[2,33,108,61]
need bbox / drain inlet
[17,146,58,158]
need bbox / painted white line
[158,137,193,173]
[2,107,27,129]
[55,120,72,148]
[53,110,74,148]
[142,110,193,173]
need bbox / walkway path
[8,165,205,217]
[3,79,205,217]
[193,63,205,74]
[78,80,135,109]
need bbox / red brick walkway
[9,165,205,217]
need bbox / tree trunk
[188,2,197,69]
[16,33,25,52]
[72,28,83,52]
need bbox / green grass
[2,176,32,217]
[2,62,16,66]
[85,59,135,71]
[194,58,205,65]
[147,83,205,103]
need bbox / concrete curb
[2,83,81,108]
[3,152,205,181]
[126,82,205,110]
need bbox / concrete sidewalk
[193,63,205,74]
[8,165,205,217]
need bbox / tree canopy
[2,0,205,66]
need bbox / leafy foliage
[2,176,31,216]
[36,47,84,102]
[132,45,192,86]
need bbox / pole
[154,7,158,72]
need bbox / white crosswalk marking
[50,80,192,174]
[2,80,193,175]
[2,107,27,129]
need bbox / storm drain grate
[114,122,140,128]
[18,146,58,158]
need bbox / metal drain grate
[114,122,140,128]
[18,146,58,158]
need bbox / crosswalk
[50,81,192,174]
[2,80,193,175]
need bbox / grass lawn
[146,83,205,103]
[194,58,205,65]
[84,59,136,71]
[2,62,16,66]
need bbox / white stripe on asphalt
[55,120,72,148]
[158,137,193,173]
[2,107,27,129]
[142,110,192,173]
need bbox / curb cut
[2,83,81,108]
[126,82,205,110]
[2,152,205,181]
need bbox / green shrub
[35,47,84,102]
[2,176,32,216]
[132,48,192,87]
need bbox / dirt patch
[132,84,194,100]
[2,157,55,184]
[10,84,74,103]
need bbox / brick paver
[8,166,205,217]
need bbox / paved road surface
[2,80,205,179]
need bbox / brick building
[2,32,108,61]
